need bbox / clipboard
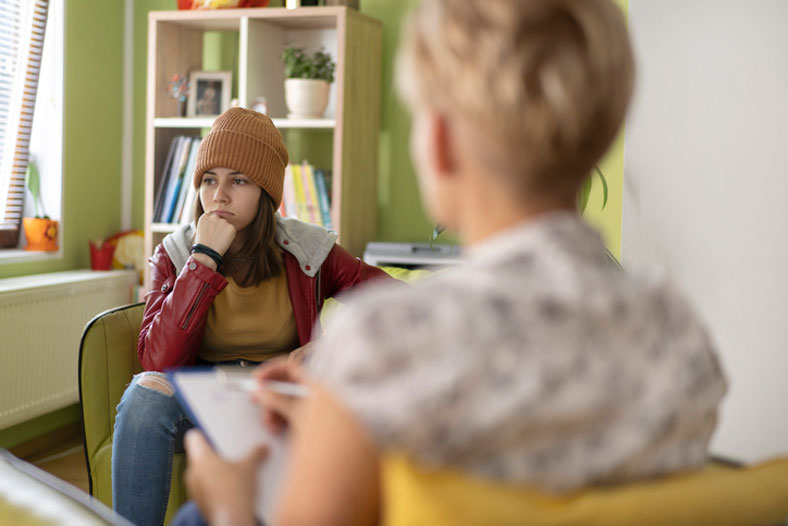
[167,366,290,524]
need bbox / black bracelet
[191,243,223,270]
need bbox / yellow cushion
[382,453,788,526]
[379,266,433,283]
[320,266,432,326]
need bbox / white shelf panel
[149,7,349,32]
[274,118,335,129]
[154,117,335,130]
[153,117,214,129]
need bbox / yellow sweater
[199,271,298,363]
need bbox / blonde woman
[177,2,726,525]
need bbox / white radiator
[0,270,137,429]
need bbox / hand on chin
[196,212,237,255]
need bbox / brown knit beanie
[193,107,289,207]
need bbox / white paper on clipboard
[168,367,289,524]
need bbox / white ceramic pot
[284,78,330,119]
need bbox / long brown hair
[193,190,284,286]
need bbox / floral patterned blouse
[310,212,727,492]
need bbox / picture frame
[187,71,232,118]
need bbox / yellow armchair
[382,453,788,526]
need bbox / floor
[9,422,90,494]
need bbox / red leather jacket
[138,242,391,371]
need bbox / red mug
[90,241,115,271]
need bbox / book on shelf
[153,135,204,225]
[153,137,181,222]
[173,137,201,223]
[281,164,297,220]
[313,168,332,229]
[163,137,194,223]
[157,136,184,222]
[290,164,310,223]
[300,162,322,226]
[279,161,333,230]
[180,176,198,225]
[155,136,189,223]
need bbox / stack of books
[153,135,202,225]
[280,162,333,229]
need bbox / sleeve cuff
[185,255,228,291]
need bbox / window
[0,0,50,248]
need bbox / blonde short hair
[397,0,634,201]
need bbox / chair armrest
[78,303,145,494]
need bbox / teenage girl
[111,107,391,526]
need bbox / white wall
[623,0,788,461]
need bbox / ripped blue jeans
[112,372,194,526]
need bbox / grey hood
[162,215,338,278]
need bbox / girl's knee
[115,373,182,435]
[117,372,177,418]
[136,372,175,396]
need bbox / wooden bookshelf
[144,7,382,287]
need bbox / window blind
[0,0,49,248]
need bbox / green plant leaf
[594,166,609,211]
[429,223,446,249]
[578,177,592,213]
[26,161,41,217]
[282,46,335,82]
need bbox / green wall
[361,0,629,253]
[360,0,432,243]
[1,0,125,279]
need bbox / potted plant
[23,160,58,251]
[281,46,335,119]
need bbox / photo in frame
[187,71,232,117]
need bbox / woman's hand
[252,357,311,435]
[184,429,267,526]
[195,212,236,256]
